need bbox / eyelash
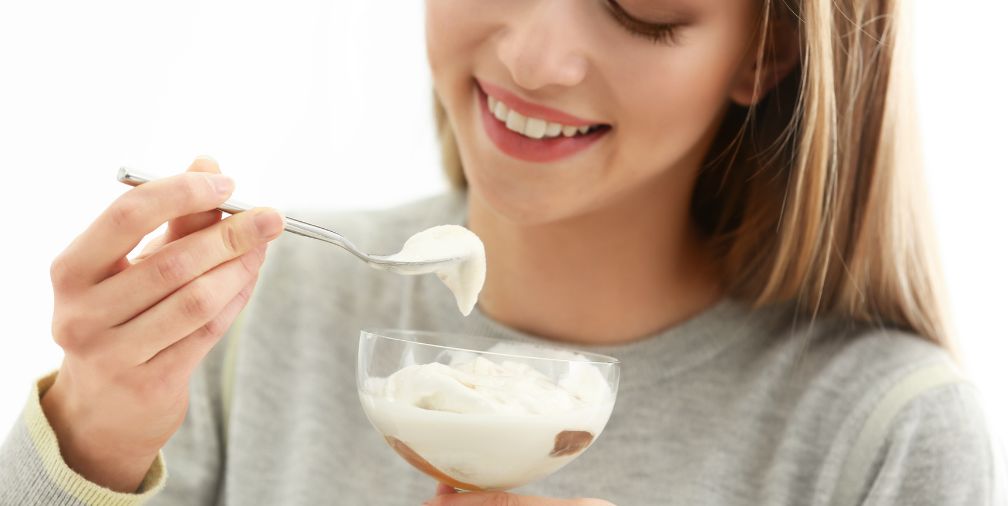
[603,0,684,45]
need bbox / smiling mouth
[475,80,612,163]
[485,94,610,141]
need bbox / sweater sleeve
[859,382,1007,506]
[0,372,166,505]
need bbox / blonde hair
[433,0,952,351]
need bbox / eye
[603,0,686,45]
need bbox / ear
[729,17,800,106]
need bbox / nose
[495,1,590,91]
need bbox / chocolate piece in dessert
[550,430,593,457]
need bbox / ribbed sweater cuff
[19,371,167,505]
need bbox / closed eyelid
[609,0,692,25]
[603,0,687,45]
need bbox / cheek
[609,30,752,176]
[424,1,462,80]
[425,1,497,86]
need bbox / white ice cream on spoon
[383,225,486,316]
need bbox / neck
[468,174,723,346]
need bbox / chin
[463,166,614,227]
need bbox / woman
[0,0,1002,504]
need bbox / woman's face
[426,0,761,224]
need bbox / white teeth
[493,101,508,121]
[524,118,547,139]
[487,93,601,140]
[505,110,527,133]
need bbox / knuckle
[238,249,264,276]
[51,308,97,354]
[234,282,255,308]
[219,220,246,255]
[49,253,73,288]
[153,252,190,285]
[201,315,230,338]
[109,195,142,230]
[51,316,85,352]
[181,280,217,321]
[179,174,210,206]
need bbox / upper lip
[476,79,606,127]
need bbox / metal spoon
[116,167,462,275]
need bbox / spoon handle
[116,167,365,259]
[117,166,255,215]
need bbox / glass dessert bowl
[357,329,620,491]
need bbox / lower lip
[476,85,609,164]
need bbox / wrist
[40,376,160,493]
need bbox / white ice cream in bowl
[357,329,620,491]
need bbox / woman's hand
[424,483,616,506]
[39,157,284,493]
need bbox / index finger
[55,171,235,289]
[165,156,224,243]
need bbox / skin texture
[40,157,284,492]
[424,0,796,502]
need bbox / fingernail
[208,174,234,195]
[195,154,217,163]
[254,209,283,238]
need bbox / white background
[1,1,1005,452]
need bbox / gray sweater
[1,191,1004,505]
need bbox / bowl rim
[360,328,621,366]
